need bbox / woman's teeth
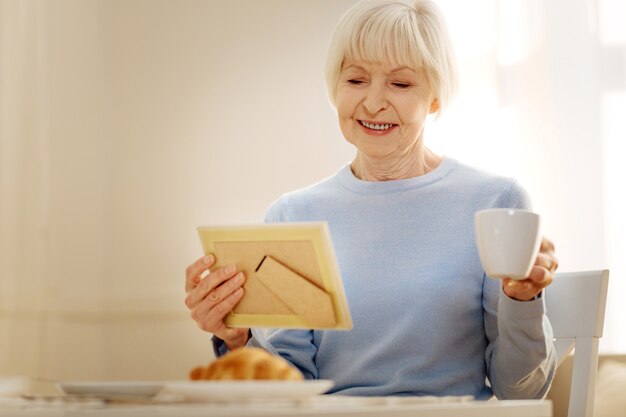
[361,121,394,130]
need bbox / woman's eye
[392,82,411,89]
[347,79,365,85]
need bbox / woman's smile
[358,120,398,135]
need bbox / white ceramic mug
[474,208,541,280]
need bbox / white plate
[164,380,334,402]
[58,381,164,400]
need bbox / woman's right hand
[185,255,250,350]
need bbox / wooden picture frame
[197,222,352,330]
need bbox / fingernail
[203,255,214,265]
[235,272,245,283]
[225,264,236,274]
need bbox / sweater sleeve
[484,282,557,398]
[483,180,557,399]
[247,328,319,379]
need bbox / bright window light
[599,0,626,44]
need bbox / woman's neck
[350,145,443,182]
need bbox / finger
[534,252,556,272]
[504,261,554,300]
[527,265,553,286]
[503,279,542,301]
[532,251,558,282]
[192,287,245,333]
[185,255,215,292]
[185,264,239,308]
[205,272,246,308]
[503,278,534,291]
[540,236,555,254]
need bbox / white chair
[546,269,610,417]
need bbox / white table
[0,395,552,417]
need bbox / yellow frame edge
[197,222,353,330]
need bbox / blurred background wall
[0,0,624,380]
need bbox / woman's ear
[429,98,440,114]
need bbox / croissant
[189,347,303,381]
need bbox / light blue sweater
[214,157,556,399]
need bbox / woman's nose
[362,83,388,114]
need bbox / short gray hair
[324,0,458,116]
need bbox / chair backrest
[546,269,609,417]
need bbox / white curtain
[432,0,626,352]
[596,0,626,353]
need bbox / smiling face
[335,60,439,161]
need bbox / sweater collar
[337,157,456,195]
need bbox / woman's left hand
[502,236,558,301]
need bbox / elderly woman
[185,0,558,399]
